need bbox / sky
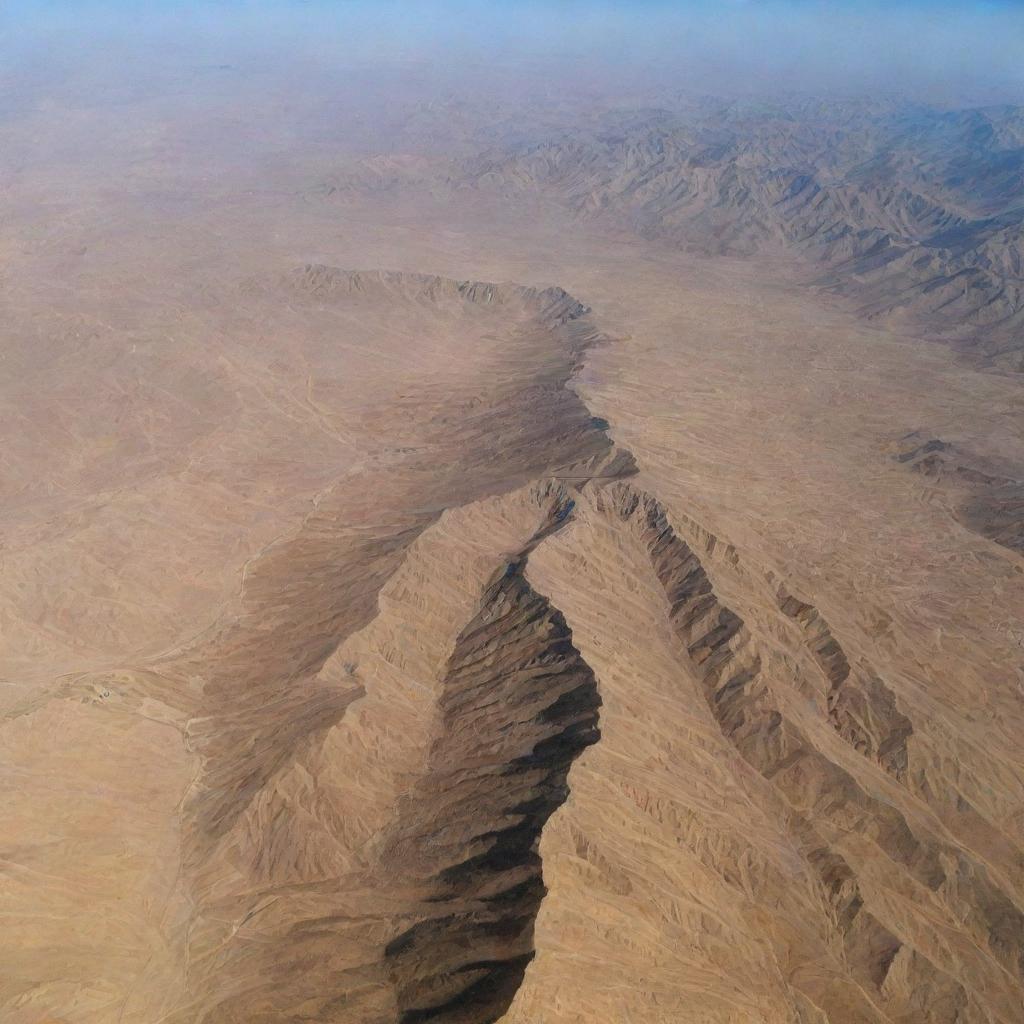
[0,1,1022,106]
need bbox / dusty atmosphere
[2,3,1024,1023]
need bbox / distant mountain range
[326,97,1024,370]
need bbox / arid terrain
[2,24,1024,1024]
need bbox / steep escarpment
[171,459,1024,1023]
[505,481,1024,1024]
[381,518,601,1023]
[173,457,1024,1024]
[773,582,913,780]
[165,269,612,856]
[614,487,1020,1001]
[5,265,1024,1024]
[162,277,623,1022]
[0,270,619,1024]
[891,431,1024,556]
[171,485,606,1023]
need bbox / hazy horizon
[1,1,1022,108]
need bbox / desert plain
[1,21,1024,1024]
